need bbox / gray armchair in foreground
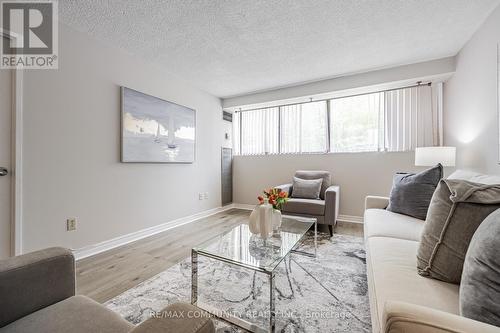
[0,247,214,333]
[275,170,340,236]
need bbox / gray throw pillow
[417,180,500,284]
[291,177,323,199]
[460,209,500,326]
[386,164,443,220]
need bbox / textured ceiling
[59,0,500,98]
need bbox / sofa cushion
[294,170,330,199]
[0,295,133,333]
[386,164,443,220]
[0,247,76,327]
[282,198,325,216]
[417,180,500,284]
[364,208,424,242]
[366,237,459,333]
[291,177,323,199]
[460,209,500,327]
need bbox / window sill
[234,150,415,157]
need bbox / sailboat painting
[121,87,195,163]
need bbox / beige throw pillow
[417,179,500,284]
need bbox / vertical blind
[384,84,440,151]
[280,101,328,153]
[233,83,443,155]
[240,107,279,155]
[330,92,383,153]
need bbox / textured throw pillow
[386,164,443,220]
[291,177,323,199]
[417,180,500,284]
[460,209,500,327]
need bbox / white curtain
[280,101,327,153]
[330,92,383,153]
[233,112,240,155]
[280,104,301,153]
[240,107,279,155]
[383,84,443,152]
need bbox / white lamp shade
[415,147,456,167]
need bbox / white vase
[248,199,273,238]
[272,209,282,231]
[248,206,260,234]
[258,199,273,239]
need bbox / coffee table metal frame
[191,216,317,333]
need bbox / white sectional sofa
[364,170,500,333]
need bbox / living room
[1,1,500,332]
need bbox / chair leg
[328,225,333,237]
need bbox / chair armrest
[275,183,293,196]
[365,196,389,210]
[324,185,340,225]
[383,301,500,333]
[130,303,214,333]
[0,247,75,327]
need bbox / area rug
[106,232,371,332]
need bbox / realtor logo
[1,0,58,69]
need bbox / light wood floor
[76,209,363,303]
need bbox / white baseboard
[337,214,364,224]
[73,204,236,260]
[232,203,255,210]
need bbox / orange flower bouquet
[257,188,289,210]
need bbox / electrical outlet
[204,192,209,199]
[66,218,77,231]
[198,193,204,200]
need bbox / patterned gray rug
[106,232,371,332]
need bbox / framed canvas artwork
[121,87,196,163]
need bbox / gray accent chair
[276,170,340,236]
[0,247,214,333]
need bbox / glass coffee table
[191,215,317,333]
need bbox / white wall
[233,152,436,217]
[222,117,233,149]
[21,25,224,253]
[444,4,500,174]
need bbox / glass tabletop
[193,215,316,273]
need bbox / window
[233,84,441,155]
[281,101,328,153]
[239,107,279,155]
[330,93,383,153]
